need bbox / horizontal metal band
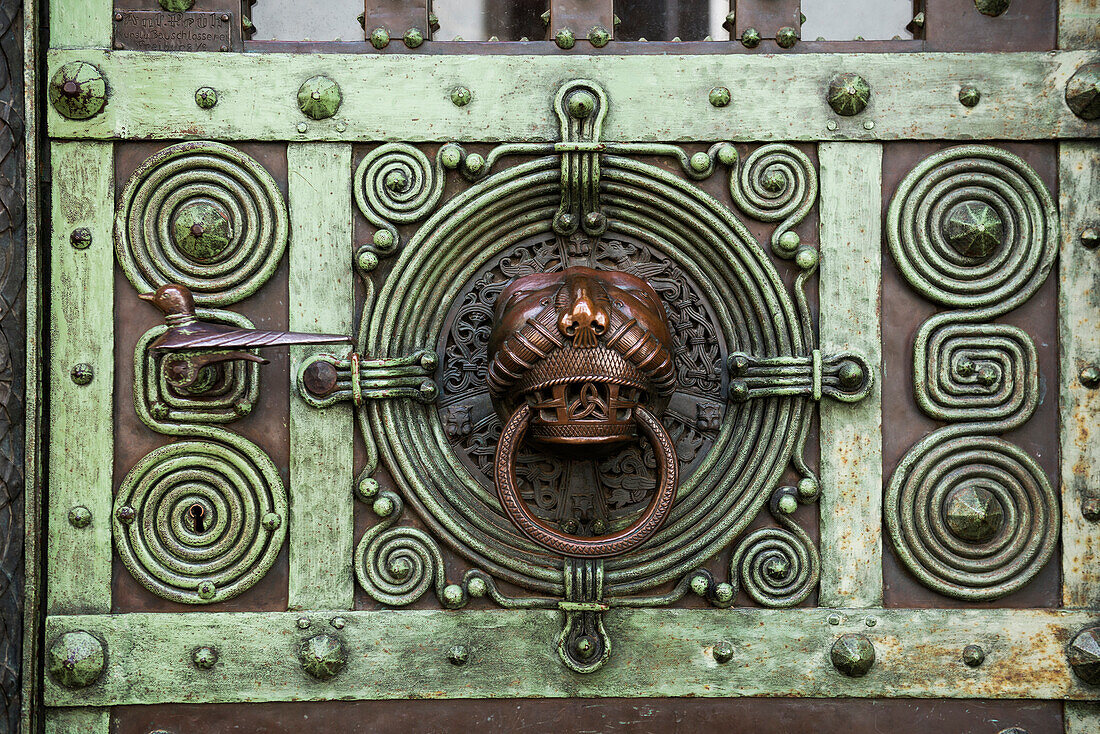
[47,50,1099,143]
[44,608,1099,705]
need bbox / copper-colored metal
[488,266,679,557]
[487,266,676,456]
[302,360,339,397]
[140,283,352,351]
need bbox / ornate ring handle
[494,403,679,558]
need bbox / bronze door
[28,0,1100,732]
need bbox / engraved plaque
[113,11,240,52]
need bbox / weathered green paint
[287,143,355,610]
[46,141,113,616]
[1058,0,1100,50]
[42,608,1100,705]
[44,707,109,734]
[817,142,883,608]
[44,50,1100,143]
[49,0,111,48]
[1059,141,1100,610]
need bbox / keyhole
[189,504,205,533]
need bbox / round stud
[1081,365,1100,389]
[555,28,576,49]
[777,493,799,515]
[47,631,106,689]
[373,229,396,251]
[302,360,339,398]
[740,28,761,48]
[440,143,464,168]
[712,641,734,664]
[729,380,749,402]
[298,634,346,680]
[463,153,486,176]
[798,477,819,500]
[172,201,233,261]
[448,644,469,666]
[827,613,842,625]
[974,0,1010,16]
[689,151,711,173]
[708,87,732,108]
[713,582,734,604]
[836,361,864,391]
[776,26,798,48]
[116,505,136,524]
[567,90,597,119]
[774,230,801,257]
[588,26,610,47]
[943,200,1003,258]
[68,506,91,528]
[959,86,981,108]
[690,574,710,597]
[357,477,380,501]
[1065,63,1100,120]
[763,555,790,581]
[441,583,465,608]
[1067,627,1100,684]
[195,86,218,109]
[403,27,424,48]
[297,76,342,120]
[862,120,875,130]
[1081,227,1100,249]
[574,635,597,659]
[262,512,281,531]
[864,617,878,627]
[49,61,107,120]
[583,211,606,232]
[794,246,819,270]
[197,580,217,600]
[450,86,472,107]
[370,27,390,49]
[297,617,311,629]
[466,576,488,598]
[331,617,347,630]
[825,120,838,131]
[70,363,94,385]
[296,123,308,133]
[192,646,218,670]
[70,227,92,249]
[373,495,395,517]
[944,485,1004,542]
[827,73,871,116]
[831,634,875,677]
[962,644,985,667]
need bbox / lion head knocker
[488,266,680,557]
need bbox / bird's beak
[138,292,155,302]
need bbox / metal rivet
[776,26,798,48]
[296,123,307,133]
[1066,63,1100,120]
[448,644,469,666]
[298,634,346,680]
[356,249,379,273]
[192,646,218,670]
[370,27,390,49]
[466,576,488,598]
[1082,498,1100,522]
[566,90,597,119]
[864,617,877,628]
[974,0,1010,17]
[712,640,734,664]
[70,227,92,249]
[373,495,395,517]
[113,11,123,20]
[330,617,346,630]
[555,28,576,49]
[709,86,731,108]
[261,512,281,531]
[196,580,216,600]
[827,72,871,116]
[831,634,875,677]
[463,153,486,176]
[740,28,761,48]
[48,631,106,688]
[195,86,218,109]
[862,120,875,130]
[451,86,472,107]
[116,505,136,524]
[68,505,92,528]
[712,582,734,604]
[962,644,985,667]
[588,26,610,48]
[49,61,108,120]
[372,229,396,250]
[1081,228,1100,249]
[690,574,710,596]
[70,363,94,385]
[826,120,838,131]
[441,583,465,608]
[1080,365,1100,389]
[827,613,842,625]
[297,617,311,629]
[403,27,424,48]
[959,86,981,107]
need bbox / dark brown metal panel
[111,142,291,614]
[112,698,1063,734]
[922,0,1057,52]
[880,140,1060,609]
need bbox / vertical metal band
[1058,0,1100,49]
[48,0,111,48]
[817,142,884,608]
[288,143,355,610]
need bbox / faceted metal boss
[48,631,106,689]
[1067,626,1100,685]
[298,634,346,680]
[831,633,875,677]
[49,61,108,120]
[944,485,1005,542]
[1065,63,1100,121]
[297,75,343,120]
[827,73,870,117]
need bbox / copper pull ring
[494,403,679,558]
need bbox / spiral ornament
[886,145,1058,313]
[885,432,1058,600]
[354,143,447,252]
[355,491,447,606]
[115,141,288,306]
[729,515,818,607]
[727,143,817,257]
[914,319,1038,427]
[113,436,286,604]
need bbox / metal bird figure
[139,283,353,352]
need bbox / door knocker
[488,266,680,557]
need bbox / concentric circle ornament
[113,436,287,604]
[885,433,1057,600]
[364,154,809,596]
[886,145,1058,312]
[115,141,288,306]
